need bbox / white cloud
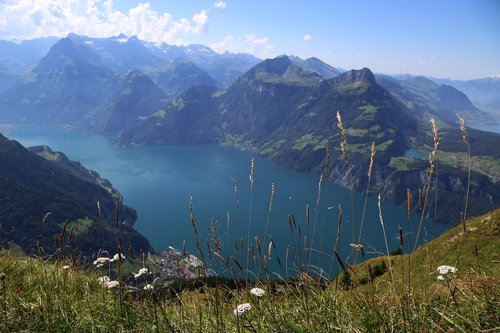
[303,34,312,41]
[211,35,238,53]
[0,0,209,44]
[244,33,268,45]
[214,1,226,9]
[211,33,275,59]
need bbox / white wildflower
[62,265,70,270]
[133,268,150,279]
[233,303,252,316]
[143,284,154,290]
[106,280,120,289]
[250,287,265,297]
[437,275,445,281]
[97,276,110,287]
[437,265,457,275]
[93,257,110,266]
[110,253,126,262]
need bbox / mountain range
[0,33,499,232]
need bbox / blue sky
[0,0,499,79]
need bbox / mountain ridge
[0,132,152,256]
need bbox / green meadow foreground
[1,209,498,333]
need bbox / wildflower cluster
[436,265,457,280]
[250,287,265,297]
[233,303,252,316]
[93,257,110,268]
[97,276,120,289]
[133,267,150,279]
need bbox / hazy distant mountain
[145,59,219,98]
[431,76,500,111]
[143,41,261,87]
[66,33,162,72]
[0,37,59,93]
[0,133,151,256]
[288,55,343,78]
[0,36,167,136]
[376,75,493,124]
[0,37,59,74]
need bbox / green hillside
[0,209,498,332]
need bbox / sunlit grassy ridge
[1,209,498,332]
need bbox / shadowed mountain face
[0,133,152,256]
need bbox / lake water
[3,125,449,277]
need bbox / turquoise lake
[3,125,449,277]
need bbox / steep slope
[116,84,221,145]
[146,59,219,99]
[219,56,324,141]
[0,133,151,256]
[0,37,168,136]
[377,75,493,124]
[289,55,342,78]
[0,37,113,124]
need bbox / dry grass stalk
[42,212,51,226]
[457,113,471,225]
[231,256,243,271]
[414,118,440,251]
[355,141,376,264]
[418,188,423,211]
[230,176,239,207]
[335,206,343,251]
[305,204,310,226]
[368,141,375,178]
[115,197,121,227]
[428,117,439,171]
[378,194,395,292]
[246,158,255,283]
[307,174,323,271]
[189,197,205,266]
[334,250,346,272]
[249,158,255,193]
[328,206,343,276]
[268,182,276,213]
[336,111,349,163]
[398,225,403,248]
[213,251,227,266]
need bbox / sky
[0,0,499,80]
